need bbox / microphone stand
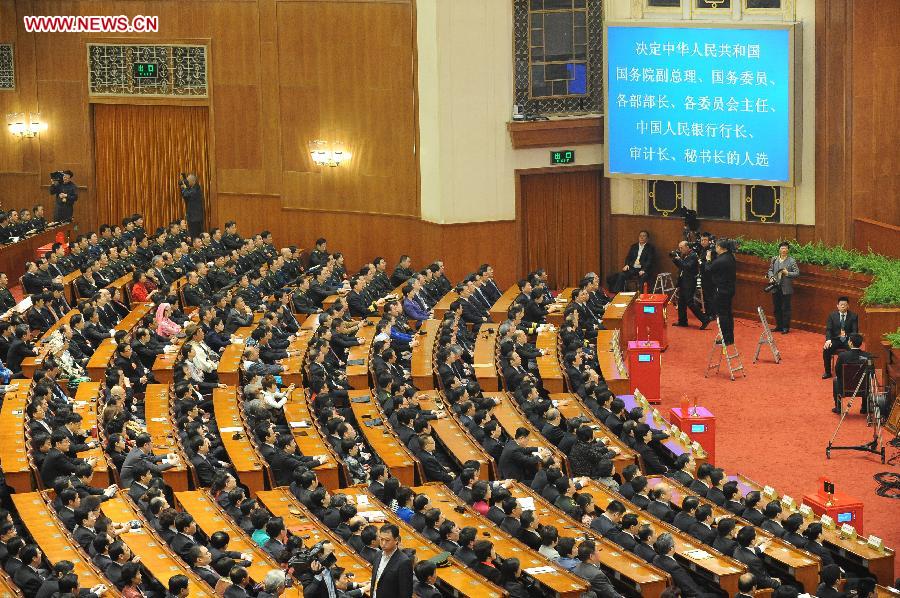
[826,359,886,463]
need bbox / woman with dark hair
[119,561,143,598]
[469,481,490,516]
[498,557,536,598]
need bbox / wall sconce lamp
[308,139,351,167]
[7,112,47,139]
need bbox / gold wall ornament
[745,185,780,222]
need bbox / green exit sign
[551,150,575,165]
[133,62,159,79]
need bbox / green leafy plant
[886,328,900,348]
[734,239,900,307]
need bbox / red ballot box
[628,340,661,404]
[802,489,864,535]
[669,406,716,465]
[634,293,669,351]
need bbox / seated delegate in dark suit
[832,333,870,414]
[607,231,655,293]
[822,297,859,378]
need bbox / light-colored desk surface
[414,483,589,598]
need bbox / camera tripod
[826,361,886,463]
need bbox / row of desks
[353,487,506,598]
[414,482,589,598]
[143,384,192,492]
[212,386,267,495]
[729,474,895,586]
[12,492,118,597]
[347,389,418,486]
[0,382,34,493]
[174,490,301,598]
[645,475,820,592]
[100,493,216,598]
[504,481,670,598]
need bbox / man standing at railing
[49,170,78,223]
[180,173,205,239]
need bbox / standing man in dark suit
[671,241,706,327]
[607,230,655,293]
[180,173,205,239]
[498,428,546,483]
[702,239,737,345]
[370,524,413,598]
[49,170,78,223]
[832,333,871,414]
[822,296,859,378]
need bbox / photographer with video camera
[179,173,205,239]
[832,333,870,415]
[49,170,78,223]
[293,539,339,598]
[670,241,706,328]
[703,239,737,346]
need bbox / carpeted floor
[658,306,900,577]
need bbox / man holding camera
[49,170,78,222]
[179,173,205,239]
[766,242,800,333]
[670,241,706,328]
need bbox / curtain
[93,104,210,234]
[522,169,601,288]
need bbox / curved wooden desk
[212,387,266,495]
[0,381,33,492]
[12,492,118,596]
[143,384,191,492]
[413,483,589,598]
[473,324,500,392]
[576,479,746,596]
[410,319,439,390]
[504,481,670,598]
[347,389,417,486]
[100,493,215,598]
[284,388,341,491]
[416,392,493,480]
[354,488,506,598]
[535,330,564,393]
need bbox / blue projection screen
[605,23,798,185]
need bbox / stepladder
[753,306,781,364]
[705,317,746,381]
[653,272,676,298]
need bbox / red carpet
[659,307,900,577]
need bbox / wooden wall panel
[816,0,900,248]
[850,1,900,228]
[853,218,900,259]
[275,0,418,216]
